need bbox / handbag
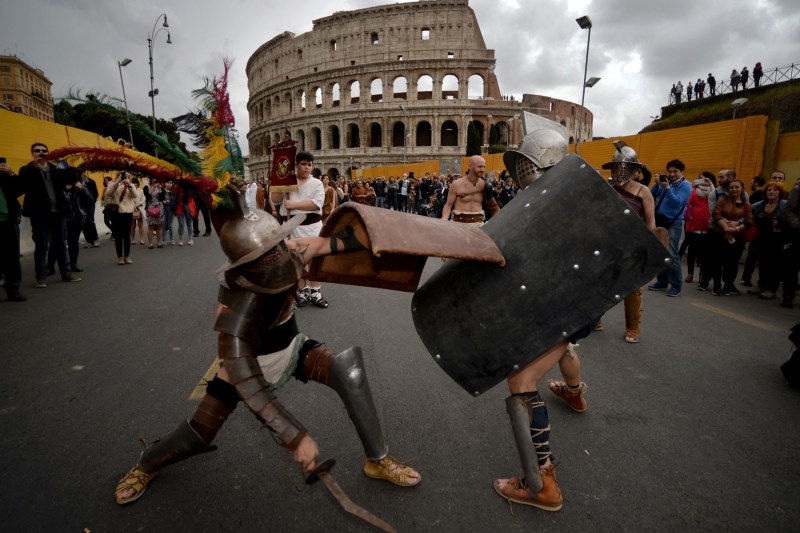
[743,223,758,242]
[103,204,119,216]
[146,205,161,217]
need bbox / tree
[53,100,76,127]
[466,121,481,156]
[489,123,501,145]
[53,99,195,167]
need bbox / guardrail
[667,61,799,105]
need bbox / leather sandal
[363,455,421,487]
[115,464,158,505]
[624,331,639,344]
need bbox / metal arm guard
[219,331,308,451]
[506,395,543,492]
[305,345,388,461]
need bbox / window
[330,39,337,51]
[421,28,430,40]
[4,93,12,101]
[371,32,379,44]
[297,49,302,61]
[397,55,404,61]
[447,52,454,59]
[0,65,9,72]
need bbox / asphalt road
[1,229,798,533]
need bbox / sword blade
[318,472,397,533]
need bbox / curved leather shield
[309,203,504,292]
[412,154,670,396]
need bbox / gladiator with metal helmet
[412,113,669,512]
[596,140,658,344]
[113,161,422,507]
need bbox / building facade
[246,0,592,179]
[0,55,54,122]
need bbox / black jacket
[18,162,79,218]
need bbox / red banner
[269,141,298,193]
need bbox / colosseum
[246,0,593,179]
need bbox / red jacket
[684,190,710,232]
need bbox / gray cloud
[2,0,798,153]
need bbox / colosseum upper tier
[246,0,593,178]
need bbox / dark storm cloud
[2,0,799,149]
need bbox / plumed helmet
[503,129,568,189]
[602,140,642,186]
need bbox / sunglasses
[33,148,49,154]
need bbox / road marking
[189,358,221,400]
[691,302,783,332]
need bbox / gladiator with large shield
[312,113,669,512]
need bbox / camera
[0,157,6,164]
[659,174,668,182]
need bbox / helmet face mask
[603,142,642,187]
[504,128,568,188]
[609,161,641,186]
[232,242,305,294]
[514,157,545,188]
[217,208,306,293]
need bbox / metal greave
[505,395,543,492]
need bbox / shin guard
[139,418,216,474]
[303,345,388,460]
[506,394,543,492]
[189,376,239,444]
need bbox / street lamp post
[117,58,134,148]
[575,15,593,155]
[147,13,171,156]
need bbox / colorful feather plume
[173,58,244,210]
[46,146,217,196]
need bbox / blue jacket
[651,179,692,222]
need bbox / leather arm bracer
[218,332,308,450]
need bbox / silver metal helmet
[602,140,642,186]
[216,181,306,294]
[503,112,569,189]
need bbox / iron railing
[667,61,799,105]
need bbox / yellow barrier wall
[358,116,780,189]
[775,131,800,187]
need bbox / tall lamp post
[575,15,593,154]
[147,13,171,156]
[117,58,134,148]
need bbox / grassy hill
[640,79,800,134]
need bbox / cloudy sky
[3,0,798,154]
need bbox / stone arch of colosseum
[245,0,592,179]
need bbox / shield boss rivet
[573,264,580,270]
[594,250,601,256]
[520,285,527,290]
[624,209,631,215]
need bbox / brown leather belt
[453,212,484,223]
[300,213,322,225]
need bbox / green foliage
[466,121,481,156]
[489,124,501,145]
[488,144,507,154]
[52,97,196,167]
[53,100,76,127]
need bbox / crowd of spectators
[282,169,519,222]
[0,142,220,300]
[670,62,765,104]
[646,161,798,308]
